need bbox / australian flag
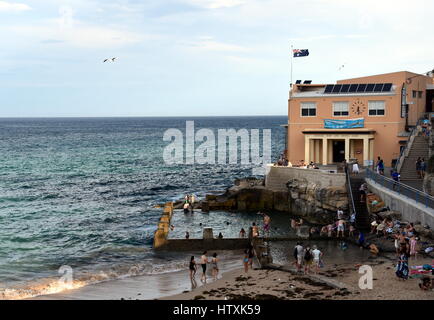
[293,49,309,57]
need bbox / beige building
[286,71,434,167]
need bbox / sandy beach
[163,256,434,300]
[30,251,433,300]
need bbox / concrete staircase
[399,135,429,182]
[348,175,371,231]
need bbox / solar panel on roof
[365,84,375,92]
[348,84,358,93]
[324,85,334,93]
[341,84,350,93]
[357,84,367,92]
[374,83,384,92]
[382,83,392,92]
[332,84,342,93]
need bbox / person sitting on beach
[218,232,223,239]
[200,251,208,283]
[312,245,323,274]
[211,253,219,281]
[185,231,190,239]
[369,243,379,256]
[419,276,433,291]
[376,222,386,236]
[371,220,378,234]
[239,228,246,238]
[189,256,197,280]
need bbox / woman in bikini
[243,250,249,273]
[189,256,197,280]
[211,253,219,281]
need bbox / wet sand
[30,252,434,300]
[164,256,434,300]
[30,256,243,300]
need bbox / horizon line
[0,114,287,119]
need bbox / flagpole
[290,44,293,86]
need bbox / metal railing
[395,114,433,172]
[344,165,356,216]
[366,168,434,209]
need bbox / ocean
[0,116,287,299]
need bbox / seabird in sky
[103,57,117,63]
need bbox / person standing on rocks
[312,245,323,274]
[303,245,313,274]
[294,242,304,273]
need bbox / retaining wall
[366,178,434,229]
[265,165,346,191]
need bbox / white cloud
[0,1,30,12]
[5,5,144,49]
[186,0,245,9]
[185,36,249,52]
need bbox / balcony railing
[366,168,434,209]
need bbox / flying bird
[103,57,117,63]
[338,64,346,71]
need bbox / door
[332,140,345,163]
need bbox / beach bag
[319,260,324,268]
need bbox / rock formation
[201,177,348,225]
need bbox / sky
[0,0,433,117]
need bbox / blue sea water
[0,116,286,298]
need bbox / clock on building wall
[351,99,366,115]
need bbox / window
[301,102,316,117]
[412,90,417,98]
[368,101,385,116]
[418,91,423,99]
[333,102,349,116]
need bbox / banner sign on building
[324,118,364,129]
